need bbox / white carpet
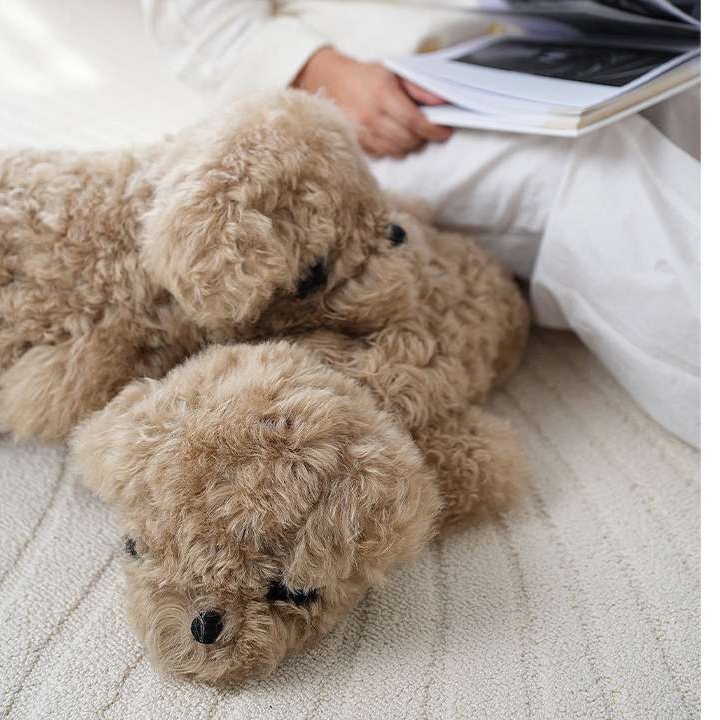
[0,331,700,719]
[0,2,700,716]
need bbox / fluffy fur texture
[72,342,441,683]
[2,89,529,683]
[0,91,400,439]
[71,205,529,683]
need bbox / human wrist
[292,46,354,93]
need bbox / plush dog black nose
[190,611,224,644]
[389,224,407,246]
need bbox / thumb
[400,79,447,106]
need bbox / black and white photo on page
[456,36,685,86]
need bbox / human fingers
[384,82,453,143]
[356,126,405,159]
[374,112,425,154]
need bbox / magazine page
[473,0,700,36]
[645,0,700,24]
[578,0,700,24]
[386,48,699,115]
[386,34,699,110]
[418,69,699,135]
[476,0,698,23]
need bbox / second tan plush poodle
[71,206,530,684]
[0,91,409,439]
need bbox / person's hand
[293,47,452,159]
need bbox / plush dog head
[71,342,440,683]
[143,91,422,337]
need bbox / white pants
[370,89,701,447]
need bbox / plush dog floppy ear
[141,91,380,331]
[69,376,167,506]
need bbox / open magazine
[384,0,700,137]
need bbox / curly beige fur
[71,206,529,683]
[2,87,529,683]
[72,342,442,683]
[0,91,405,439]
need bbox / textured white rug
[0,331,699,720]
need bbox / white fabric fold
[532,113,700,446]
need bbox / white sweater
[142,0,492,98]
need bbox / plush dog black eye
[388,224,407,246]
[266,580,319,606]
[297,260,327,298]
[124,537,138,558]
[190,611,224,644]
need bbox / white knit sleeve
[141,0,329,96]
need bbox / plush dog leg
[413,407,525,531]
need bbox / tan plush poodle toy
[71,201,530,684]
[0,91,408,439]
[2,87,529,682]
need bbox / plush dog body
[0,92,399,439]
[72,209,530,683]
